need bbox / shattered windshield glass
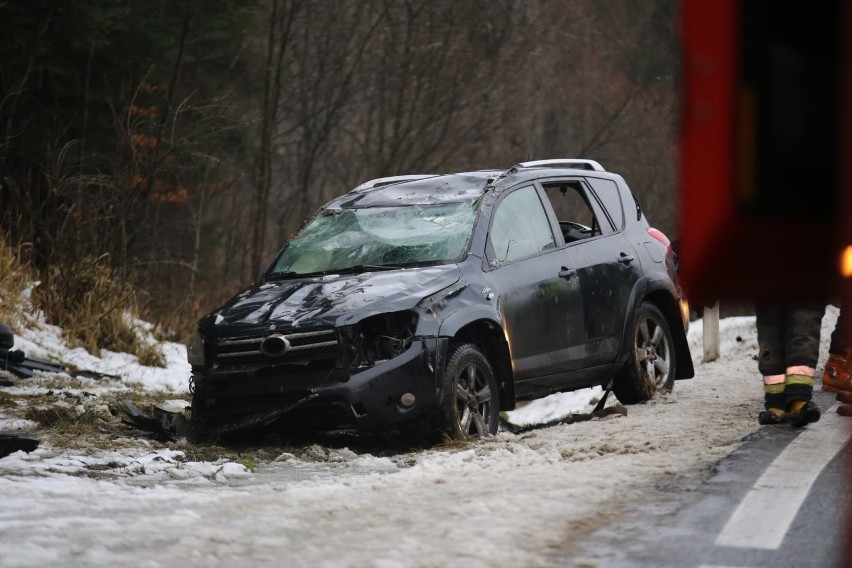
[269,200,478,275]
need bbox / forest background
[0,0,678,358]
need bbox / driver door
[486,185,584,388]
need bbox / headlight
[347,311,418,368]
[186,330,206,366]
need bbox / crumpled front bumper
[191,337,446,433]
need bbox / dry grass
[0,239,166,366]
[9,390,261,462]
[0,390,19,408]
[35,256,165,367]
[0,238,36,331]
[7,390,165,450]
[24,403,104,429]
[135,340,167,367]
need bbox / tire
[434,343,500,439]
[613,302,676,404]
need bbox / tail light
[647,227,676,269]
[648,228,689,328]
[646,227,671,248]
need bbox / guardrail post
[703,301,720,362]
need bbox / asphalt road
[569,389,852,568]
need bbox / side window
[541,180,609,242]
[490,185,555,263]
[587,177,625,231]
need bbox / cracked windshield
[271,201,478,275]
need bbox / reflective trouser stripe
[786,365,815,377]
[785,373,815,387]
[763,374,785,385]
[764,374,785,395]
[784,373,815,405]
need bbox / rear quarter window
[587,177,625,231]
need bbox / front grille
[214,329,338,364]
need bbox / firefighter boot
[784,373,820,427]
[822,350,852,392]
[788,400,821,427]
[758,408,786,424]
[758,378,787,425]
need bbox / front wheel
[435,343,500,440]
[613,303,676,404]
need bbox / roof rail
[352,174,438,192]
[515,159,605,172]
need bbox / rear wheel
[435,343,500,439]
[613,303,676,404]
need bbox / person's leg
[829,303,848,354]
[783,302,825,427]
[756,305,787,424]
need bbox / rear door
[541,178,642,368]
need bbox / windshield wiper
[265,270,327,280]
[333,264,405,274]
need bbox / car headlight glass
[186,330,206,366]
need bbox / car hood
[201,266,461,336]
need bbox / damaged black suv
[188,159,693,439]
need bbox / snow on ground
[10,313,191,393]
[0,307,841,568]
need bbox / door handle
[618,253,634,265]
[558,267,577,280]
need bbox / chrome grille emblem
[260,334,291,357]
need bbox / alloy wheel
[454,362,494,437]
[634,313,672,391]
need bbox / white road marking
[715,405,850,550]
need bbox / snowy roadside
[0,307,840,567]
